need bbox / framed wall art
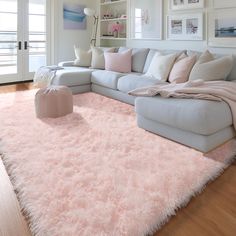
[63,2,86,30]
[167,13,203,40]
[213,0,236,9]
[208,9,236,47]
[169,0,204,11]
[130,0,163,40]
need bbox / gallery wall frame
[130,0,163,40]
[63,2,86,30]
[167,13,203,40]
[213,0,236,9]
[208,9,236,47]
[169,0,204,11]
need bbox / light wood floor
[0,83,236,236]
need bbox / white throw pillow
[189,50,233,81]
[146,52,177,81]
[91,47,115,70]
[74,46,92,67]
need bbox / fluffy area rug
[0,91,236,236]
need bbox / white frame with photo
[130,0,163,40]
[169,0,204,11]
[167,13,203,40]
[213,0,236,9]
[208,9,236,47]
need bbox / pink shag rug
[0,91,236,236]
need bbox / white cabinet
[99,0,128,46]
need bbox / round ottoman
[35,86,73,118]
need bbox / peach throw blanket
[129,80,236,129]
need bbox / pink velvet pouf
[35,86,73,118]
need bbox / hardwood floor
[0,82,35,94]
[0,83,236,236]
[0,160,31,236]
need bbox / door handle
[16,41,22,50]
[24,41,28,50]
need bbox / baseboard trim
[0,80,33,87]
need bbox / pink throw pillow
[169,55,197,83]
[104,49,132,73]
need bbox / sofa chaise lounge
[51,48,236,152]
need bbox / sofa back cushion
[104,49,132,73]
[91,47,115,69]
[118,47,149,73]
[189,50,233,81]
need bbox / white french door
[0,0,51,84]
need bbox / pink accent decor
[35,86,73,118]
[0,91,235,236]
[111,22,124,33]
[104,49,132,73]
[169,55,197,83]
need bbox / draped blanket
[33,66,64,86]
[128,80,236,129]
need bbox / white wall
[124,0,236,54]
[52,0,97,64]
[52,0,236,64]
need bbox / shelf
[99,0,127,46]
[100,37,126,40]
[100,0,126,6]
[100,17,127,22]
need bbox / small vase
[113,30,118,38]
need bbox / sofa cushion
[143,49,186,74]
[104,49,132,73]
[91,47,115,69]
[74,46,92,67]
[135,96,233,136]
[226,54,236,81]
[51,67,93,87]
[145,53,177,81]
[91,70,124,90]
[118,75,168,93]
[118,47,150,73]
[168,55,197,83]
[189,50,233,81]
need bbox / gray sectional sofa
[53,48,236,152]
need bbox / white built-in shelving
[99,0,128,46]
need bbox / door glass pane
[29,15,45,32]
[28,0,47,73]
[0,0,17,13]
[29,33,45,42]
[29,42,46,53]
[29,0,46,15]
[0,0,17,76]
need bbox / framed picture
[213,0,236,9]
[208,9,236,47]
[63,2,86,30]
[167,13,203,40]
[130,0,163,40]
[169,0,204,11]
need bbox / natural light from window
[134,8,142,39]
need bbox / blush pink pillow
[104,49,132,73]
[169,55,197,83]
